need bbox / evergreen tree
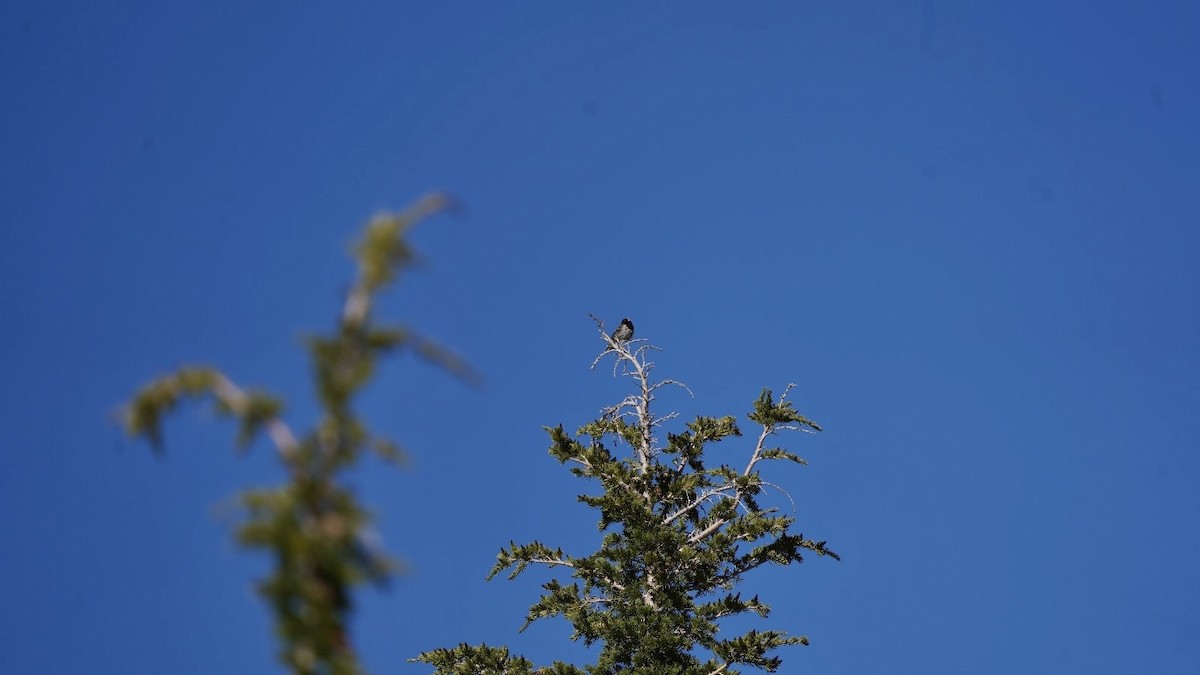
[416,316,839,674]
[123,194,475,675]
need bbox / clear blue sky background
[2,2,1197,673]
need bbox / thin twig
[210,372,300,458]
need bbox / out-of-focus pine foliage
[416,318,838,674]
[125,193,473,675]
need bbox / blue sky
[2,2,1198,673]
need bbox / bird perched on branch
[611,317,634,345]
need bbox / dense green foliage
[124,194,473,675]
[416,319,838,674]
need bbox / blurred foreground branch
[124,192,474,675]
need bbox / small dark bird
[611,317,635,344]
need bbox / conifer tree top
[417,317,838,674]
